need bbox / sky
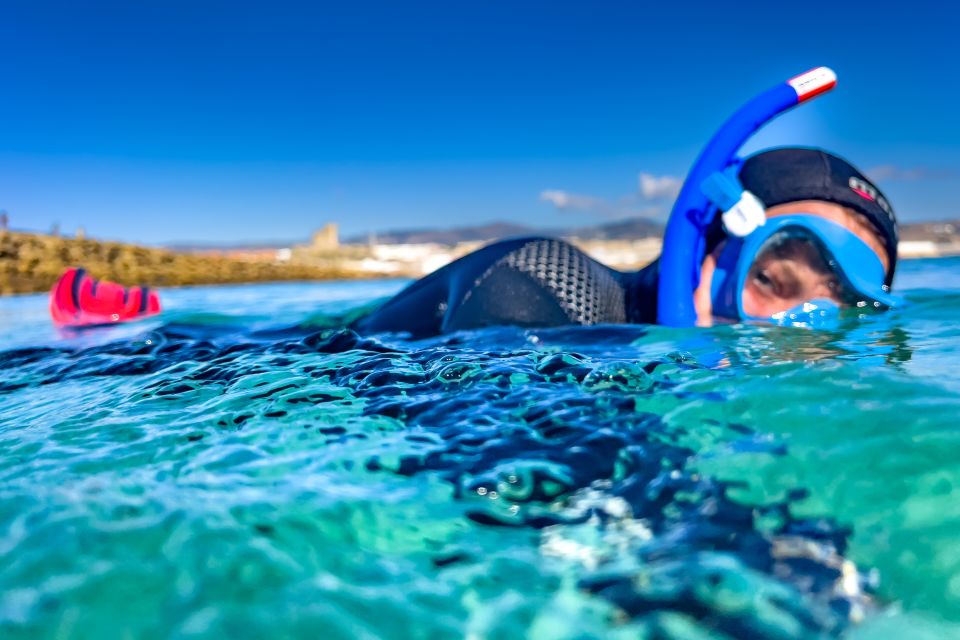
[0,0,957,245]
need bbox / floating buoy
[49,267,161,328]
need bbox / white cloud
[539,190,607,211]
[539,172,683,220]
[540,189,663,219]
[638,173,682,200]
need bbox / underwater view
[1,257,959,639]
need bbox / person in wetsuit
[354,148,899,337]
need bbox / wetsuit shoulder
[623,257,660,324]
[352,237,542,337]
[354,236,661,337]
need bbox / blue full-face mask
[656,67,904,328]
[709,214,899,326]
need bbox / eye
[753,270,779,296]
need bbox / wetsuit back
[354,237,660,338]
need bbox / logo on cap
[849,177,892,217]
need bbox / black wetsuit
[354,237,660,338]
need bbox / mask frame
[709,214,898,322]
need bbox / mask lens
[743,229,860,313]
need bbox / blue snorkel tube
[656,67,838,326]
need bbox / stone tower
[312,223,339,250]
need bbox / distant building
[312,223,339,250]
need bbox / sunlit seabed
[0,259,958,639]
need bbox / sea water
[0,258,958,639]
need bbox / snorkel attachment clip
[701,170,767,239]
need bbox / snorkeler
[354,68,899,337]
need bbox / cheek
[741,282,786,318]
[694,250,719,325]
[740,284,766,317]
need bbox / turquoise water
[1,259,958,639]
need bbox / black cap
[738,148,899,286]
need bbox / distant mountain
[347,221,538,245]
[899,220,960,242]
[348,216,960,246]
[576,217,664,240]
[162,216,958,252]
[345,217,664,245]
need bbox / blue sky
[0,1,956,245]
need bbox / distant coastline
[4,218,958,295]
[0,231,378,296]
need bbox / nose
[809,279,843,305]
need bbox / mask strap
[710,237,745,319]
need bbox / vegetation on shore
[0,231,370,295]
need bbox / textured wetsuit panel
[353,237,658,337]
[442,265,572,333]
[489,238,626,325]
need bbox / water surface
[1,259,958,639]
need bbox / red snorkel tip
[788,67,837,103]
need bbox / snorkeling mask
[709,214,898,326]
[656,67,901,328]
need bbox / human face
[740,229,845,317]
[694,201,890,325]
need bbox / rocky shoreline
[0,231,376,296]
[3,228,957,296]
